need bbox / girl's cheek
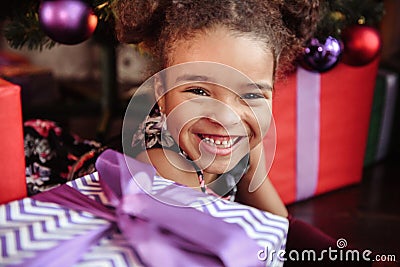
[252,110,272,138]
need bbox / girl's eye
[241,93,265,99]
[185,87,209,96]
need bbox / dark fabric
[285,215,372,266]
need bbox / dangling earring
[158,107,175,147]
[159,107,168,131]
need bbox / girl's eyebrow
[174,74,273,91]
[246,82,273,91]
[175,74,216,83]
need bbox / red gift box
[0,78,26,204]
[267,60,379,204]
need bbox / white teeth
[201,136,239,148]
[205,137,214,143]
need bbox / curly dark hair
[113,0,319,78]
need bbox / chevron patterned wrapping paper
[0,158,288,266]
[0,173,143,267]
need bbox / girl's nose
[204,99,242,127]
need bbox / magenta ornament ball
[39,0,98,45]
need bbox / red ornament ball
[39,0,98,45]
[341,24,381,66]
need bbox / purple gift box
[0,150,288,267]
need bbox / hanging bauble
[341,24,381,66]
[39,0,98,45]
[300,36,342,73]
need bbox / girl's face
[157,26,274,175]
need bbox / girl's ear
[154,73,166,110]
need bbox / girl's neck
[202,171,219,185]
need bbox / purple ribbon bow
[29,149,263,267]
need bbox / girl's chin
[197,157,242,175]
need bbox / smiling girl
[115,0,319,217]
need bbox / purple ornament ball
[301,36,342,73]
[39,0,98,45]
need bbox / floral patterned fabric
[24,119,107,196]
